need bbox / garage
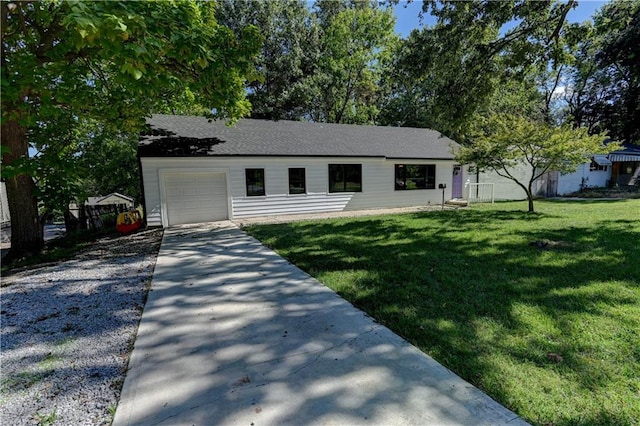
[163,172,228,225]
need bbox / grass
[35,409,57,426]
[245,200,640,426]
[0,337,73,398]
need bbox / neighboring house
[553,155,612,195]
[0,182,10,227]
[551,143,640,193]
[69,193,135,219]
[609,143,640,187]
[86,193,134,207]
[138,115,462,227]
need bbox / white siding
[473,164,534,201]
[141,161,162,226]
[233,193,353,218]
[556,163,611,195]
[468,161,611,199]
[141,157,456,227]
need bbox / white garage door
[164,173,228,225]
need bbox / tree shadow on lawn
[245,211,640,425]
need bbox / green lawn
[244,200,640,426]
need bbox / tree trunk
[527,195,535,213]
[63,208,79,234]
[527,175,536,213]
[78,204,88,230]
[526,186,535,213]
[1,119,44,260]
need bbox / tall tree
[218,0,397,125]
[378,27,483,135]
[562,21,603,134]
[381,0,577,138]
[1,1,260,260]
[217,0,320,120]
[78,124,141,204]
[307,1,398,124]
[566,0,640,143]
[27,110,88,230]
[476,73,547,122]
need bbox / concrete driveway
[114,222,528,426]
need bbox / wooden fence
[67,203,132,231]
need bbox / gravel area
[1,228,163,426]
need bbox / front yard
[245,200,640,426]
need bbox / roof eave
[138,153,456,160]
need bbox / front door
[452,165,463,198]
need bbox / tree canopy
[217,0,398,124]
[1,0,261,259]
[379,0,580,138]
[308,2,398,124]
[564,0,640,143]
[216,0,318,121]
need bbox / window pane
[246,168,265,196]
[289,168,306,194]
[329,164,362,193]
[395,164,407,189]
[395,164,435,190]
[425,164,435,189]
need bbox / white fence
[466,183,495,204]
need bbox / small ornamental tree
[1,1,261,260]
[456,114,617,212]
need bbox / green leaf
[131,67,143,80]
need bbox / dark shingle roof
[139,114,459,160]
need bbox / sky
[393,0,609,38]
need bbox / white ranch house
[139,115,464,227]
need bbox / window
[395,164,435,190]
[589,159,608,172]
[289,168,306,194]
[245,168,265,196]
[328,164,362,193]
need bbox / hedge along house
[138,115,462,227]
